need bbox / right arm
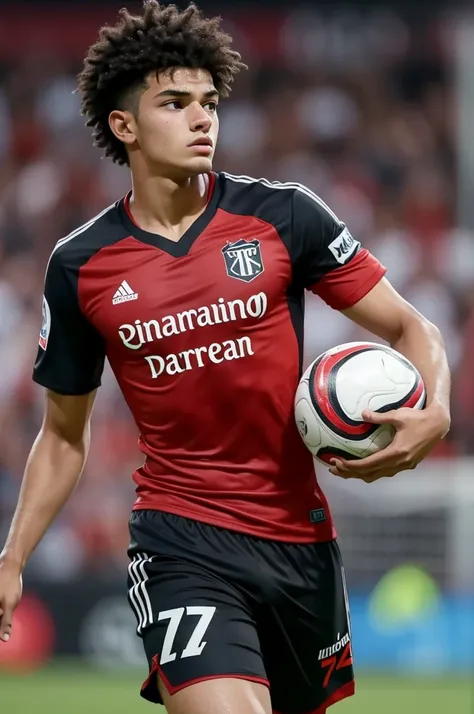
[0,389,96,641]
[0,245,105,642]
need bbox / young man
[0,3,450,713]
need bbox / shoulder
[218,172,340,225]
[49,200,127,271]
[220,171,297,203]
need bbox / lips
[189,137,213,148]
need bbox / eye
[163,100,182,110]
[204,101,218,112]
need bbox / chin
[161,157,213,181]
[186,157,213,175]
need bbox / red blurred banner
[0,594,55,671]
[0,8,287,61]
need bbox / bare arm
[1,389,96,570]
[342,277,451,426]
[0,233,106,640]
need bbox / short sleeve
[291,188,386,310]
[32,250,106,395]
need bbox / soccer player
[0,3,450,713]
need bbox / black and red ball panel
[308,343,425,443]
[317,447,362,464]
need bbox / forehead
[147,67,215,92]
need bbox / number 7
[158,606,216,665]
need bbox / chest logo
[113,280,138,305]
[222,239,264,283]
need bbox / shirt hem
[131,500,337,544]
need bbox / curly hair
[77,1,246,165]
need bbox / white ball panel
[381,351,417,387]
[366,424,396,454]
[324,341,380,356]
[294,396,322,451]
[325,432,374,461]
[335,350,416,418]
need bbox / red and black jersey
[33,172,386,543]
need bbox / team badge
[222,239,264,283]
[39,295,51,351]
[328,227,360,265]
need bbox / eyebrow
[154,89,219,99]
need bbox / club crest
[222,239,264,283]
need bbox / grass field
[0,663,472,714]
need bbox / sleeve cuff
[311,250,387,310]
[32,372,100,396]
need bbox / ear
[109,109,137,147]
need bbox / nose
[190,103,212,133]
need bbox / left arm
[288,186,450,481]
[344,277,450,420]
[332,277,451,481]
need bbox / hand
[328,406,450,483]
[0,557,23,642]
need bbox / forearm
[392,315,451,426]
[1,427,89,571]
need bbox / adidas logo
[112,280,138,305]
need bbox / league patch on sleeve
[39,295,51,350]
[328,227,360,265]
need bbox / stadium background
[0,0,473,711]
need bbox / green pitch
[0,662,471,714]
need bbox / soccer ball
[294,342,426,464]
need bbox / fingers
[326,404,433,480]
[0,605,12,642]
[362,409,402,426]
[329,452,420,481]
[333,468,399,482]
[328,444,410,475]
[328,437,424,476]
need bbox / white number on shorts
[158,606,216,665]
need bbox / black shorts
[127,510,354,714]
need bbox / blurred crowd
[0,6,473,579]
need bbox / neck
[128,171,210,238]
